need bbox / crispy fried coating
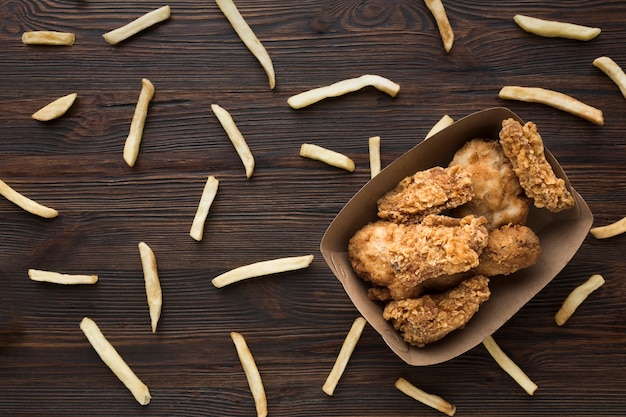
[383,275,490,347]
[499,118,575,212]
[449,138,529,229]
[474,224,541,276]
[377,165,474,223]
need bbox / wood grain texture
[1,0,625,415]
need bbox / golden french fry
[499,86,604,125]
[190,176,219,241]
[482,335,538,395]
[123,78,155,167]
[593,57,626,100]
[22,30,75,46]
[555,274,605,326]
[211,104,255,179]
[103,5,171,45]
[0,179,58,218]
[590,216,626,239]
[368,136,381,178]
[394,377,456,416]
[28,269,97,285]
[425,114,454,139]
[322,317,367,396]
[513,14,600,41]
[424,0,454,53]
[300,143,355,172]
[231,332,268,417]
[212,255,314,288]
[31,92,77,121]
[215,0,275,89]
[80,317,151,405]
[287,75,400,109]
[138,242,161,333]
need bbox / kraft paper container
[320,107,593,366]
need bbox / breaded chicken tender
[474,224,541,276]
[499,119,575,212]
[377,165,474,223]
[383,275,490,347]
[449,138,529,229]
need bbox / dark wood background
[1,1,625,415]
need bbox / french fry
[555,274,605,326]
[300,143,355,172]
[425,114,454,139]
[231,332,267,417]
[499,86,604,125]
[593,57,626,100]
[31,92,77,121]
[322,316,367,396]
[513,14,600,41]
[212,254,314,288]
[103,5,171,45]
[287,75,400,109]
[590,216,626,239]
[0,179,58,218]
[394,377,456,416]
[80,317,151,405]
[211,104,255,179]
[28,269,97,285]
[138,242,161,333]
[424,0,454,53]
[123,78,155,167]
[190,176,219,241]
[215,0,275,89]
[368,136,381,178]
[22,31,75,46]
[482,335,538,395]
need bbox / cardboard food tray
[320,107,593,366]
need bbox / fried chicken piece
[383,275,490,347]
[367,272,470,302]
[449,138,529,229]
[377,165,474,223]
[473,224,541,276]
[499,118,575,212]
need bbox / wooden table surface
[1,1,625,416]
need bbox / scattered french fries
[424,0,454,53]
[322,317,367,396]
[482,335,538,395]
[123,78,155,167]
[590,216,626,239]
[368,136,381,178]
[212,254,314,288]
[513,14,600,41]
[593,57,626,100]
[555,274,605,326]
[287,75,400,109]
[190,176,219,241]
[499,86,604,125]
[28,269,98,285]
[31,92,77,121]
[138,242,162,333]
[395,377,456,416]
[425,114,454,139]
[103,5,171,45]
[22,31,75,46]
[215,0,275,89]
[211,104,255,179]
[80,317,151,405]
[300,143,355,172]
[231,332,268,417]
[0,179,58,218]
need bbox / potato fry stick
[211,104,255,178]
[499,86,604,125]
[31,92,77,121]
[555,274,605,326]
[322,316,367,396]
[80,317,151,405]
[424,0,454,53]
[394,377,456,416]
[212,254,314,288]
[425,114,454,139]
[368,136,381,178]
[593,57,626,99]
[287,75,400,109]
[28,269,97,285]
[215,0,275,89]
[22,31,75,46]
[513,14,600,41]
[231,332,267,417]
[590,216,626,239]
[123,78,155,167]
[190,176,219,241]
[300,143,355,172]
[482,335,538,395]
[138,242,161,333]
[103,5,171,45]
[0,179,58,218]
